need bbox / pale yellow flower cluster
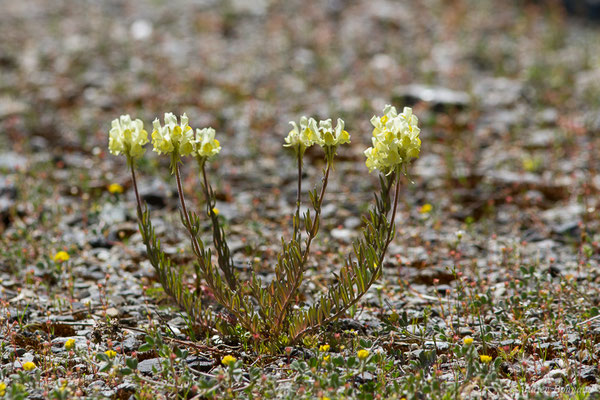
[108,115,148,159]
[284,116,350,156]
[108,113,221,162]
[317,118,350,147]
[151,113,195,157]
[195,127,221,158]
[364,105,421,174]
[284,116,319,149]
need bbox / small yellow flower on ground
[108,183,124,194]
[323,355,330,363]
[0,382,6,396]
[480,355,492,363]
[65,339,76,350]
[53,251,70,263]
[222,355,237,366]
[22,361,36,371]
[419,203,432,214]
[463,337,474,345]
[319,344,330,352]
[357,349,369,360]
[105,350,117,359]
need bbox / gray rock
[424,341,450,351]
[344,217,362,230]
[395,84,470,110]
[0,152,27,172]
[116,382,137,399]
[354,371,376,383]
[0,96,29,119]
[542,203,583,226]
[122,336,139,353]
[321,203,338,219]
[186,356,214,372]
[414,154,446,180]
[533,377,558,389]
[525,129,556,149]
[88,380,106,390]
[580,365,597,383]
[547,369,567,380]
[331,228,354,243]
[473,77,523,108]
[138,357,161,374]
[99,203,127,225]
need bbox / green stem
[293,150,302,242]
[272,159,333,334]
[128,157,143,219]
[301,160,331,264]
[175,163,203,260]
[198,157,237,291]
[291,171,401,343]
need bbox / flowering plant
[107,105,420,351]
[364,105,421,174]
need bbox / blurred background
[1,0,599,233]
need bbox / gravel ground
[1,0,600,399]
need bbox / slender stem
[301,160,331,264]
[175,163,203,260]
[272,159,332,333]
[293,151,302,242]
[199,158,237,290]
[379,171,401,262]
[129,157,143,218]
[291,172,402,343]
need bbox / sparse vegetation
[1,0,600,398]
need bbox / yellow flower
[321,397,330,400]
[53,251,70,263]
[22,361,36,371]
[105,350,117,359]
[480,355,492,363]
[357,349,369,360]
[319,344,330,352]
[0,382,6,396]
[212,207,220,216]
[151,113,195,157]
[108,114,148,159]
[364,105,421,174]
[323,355,330,363]
[222,355,237,366]
[419,203,432,214]
[195,127,221,158]
[284,116,318,151]
[108,183,124,194]
[64,339,76,350]
[463,337,474,346]
[317,118,350,148]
